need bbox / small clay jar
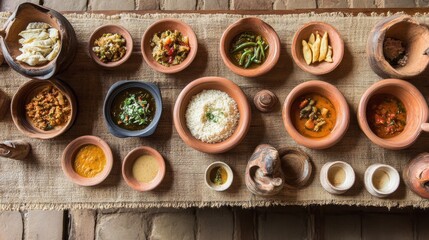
[403,153,429,199]
[364,164,400,198]
[254,90,278,113]
[320,161,355,195]
[245,144,285,196]
[367,14,429,79]
[0,89,9,120]
[0,140,31,160]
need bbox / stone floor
[1,0,429,239]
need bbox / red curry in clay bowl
[282,80,350,149]
[357,79,429,150]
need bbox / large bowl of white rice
[173,76,251,154]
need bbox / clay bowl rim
[10,79,77,139]
[122,146,166,192]
[322,161,355,191]
[204,161,234,191]
[291,21,344,75]
[219,17,281,77]
[357,78,429,150]
[282,80,350,150]
[173,76,251,154]
[141,18,198,74]
[103,80,163,138]
[61,135,114,187]
[88,24,133,68]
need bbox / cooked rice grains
[185,90,239,143]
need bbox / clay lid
[253,90,278,113]
[279,147,312,189]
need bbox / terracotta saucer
[279,147,312,189]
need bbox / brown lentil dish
[367,94,406,138]
[25,86,71,131]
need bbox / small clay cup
[0,2,77,80]
[61,135,113,186]
[291,22,344,75]
[173,76,251,154]
[367,14,429,79]
[364,163,400,198]
[320,161,355,195]
[88,24,133,68]
[357,79,429,150]
[282,80,350,149]
[205,161,234,191]
[220,17,281,77]
[103,80,162,138]
[122,146,166,192]
[141,19,198,74]
[11,79,77,139]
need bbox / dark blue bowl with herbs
[103,81,162,138]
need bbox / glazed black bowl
[103,81,162,138]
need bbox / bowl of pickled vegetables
[220,17,280,77]
[141,19,198,74]
[88,24,133,68]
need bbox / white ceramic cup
[364,164,400,198]
[320,161,355,194]
[205,161,233,191]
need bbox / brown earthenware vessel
[0,89,10,120]
[291,22,344,75]
[61,135,113,186]
[122,146,166,192]
[220,17,280,77]
[357,79,429,150]
[282,80,350,149]
[173,76,251,154]
[367,14,429,79]
[141,19,198,74]
[0,140,31,160]
[11,79,77,139]
[403,152,429,199]
[88,25,133,68]
[0,2,77,80]
[253,90,278,113]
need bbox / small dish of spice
[205,161,233,191]
[88,25,133,68]
[61,135,113,186]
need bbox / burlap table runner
[0,12,428,210]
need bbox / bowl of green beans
[220,17,280,77]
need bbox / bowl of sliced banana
[0,3,77,80]
[291,22,344,75]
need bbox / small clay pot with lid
[367,14,429,79]
[403,153,429,199]
[254,90,278,112]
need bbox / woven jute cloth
[0,12,428,210]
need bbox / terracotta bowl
[220,17,280,77]
[282,80,350,149]
[357,79,429,150]
[122,146,166,191]
[11,79,77,139]
[88,24,133,68]
[0,2,77,80]
[61,135,113,186]
[173,76,251,154]
[141,19,198,74]
[291,22,344,75]
[103,80,162,138]
[367,14,429,79]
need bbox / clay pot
[245,144,285,196]
[320,161,355,195]
[0,3,77,80]
[173,76,251,154]
[291,22,344,75]
[11,79,77,139]
[0,89,9,120]
[367,14,429,79]
[364,164,400,198]
[122,146,166,192]
[253,90,278,113]
[0,140,31,160]
[141,19,198,74]
[282,80,350,149]
[88,25,133,68]
[220,17,281,77]
[357,79,429,150]
[279,147,312,189]
[403,153,429,199]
